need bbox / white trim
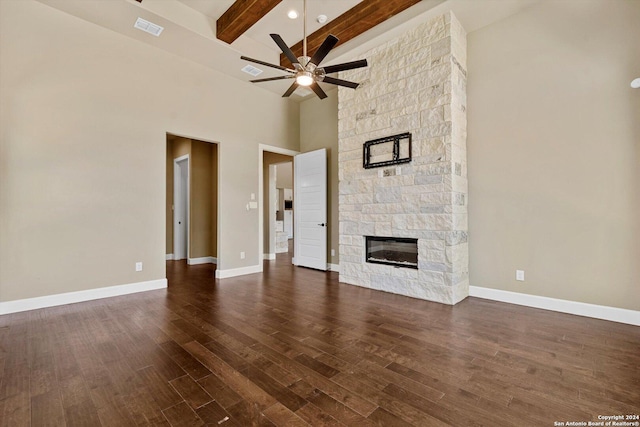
[166,253,174,260]
[263,253,276,260]
[215,264,262,279]
[469,286,640,326]
[328,263,340,273]
[0,279,167,316]
[173,154,190,261]
[188,256,217,265]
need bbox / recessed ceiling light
[134,17,163,37]
[631,78,640,89]
[316,15,328,24]
[287,10,298,19]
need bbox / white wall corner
[0,279,168,316]
[469,286,640,326]
[263,253,276,260]
[166,253,174,260]
[215,264,262,279]
[187,256,217,265]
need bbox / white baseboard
[469,286,640,326]
[263,253,276,260]
[187,256,217,265]
[215,264,262,279]
[0,279,168,316]
[328,263,340,273]
[166,254,174,260]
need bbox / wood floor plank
[169,375,213,410]
[197,374,244,409]
[136,365,183,411]
[31,390,67,427]
[162,401,204,427]
[63,402,102,427]
[183,341,277,410]
[240,365,308,412]
[195,400,238,426]
[294,402,345,427]
[1,257,638,426]
[226,400,277,426]
[263,402,311,426]
[159,341,212,381]
[1,392,31,427]
[293,353,340,378]
[306,389,377,426]
[366,407,412,427]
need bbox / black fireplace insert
[365,236,418,269]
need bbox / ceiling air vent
[241,65,263,77]
[134,17,164,37]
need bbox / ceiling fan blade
[241,56,293,73]
[310,82,328,100]
[321,76,359,89]
[270,34,299,65]
[250,76,294,83]
[309,34,339,66]
[282,82,299,97]
[321,59,368,74]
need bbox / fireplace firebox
[365,236,418,269]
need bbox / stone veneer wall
[338,12,468,305]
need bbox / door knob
[317,223,326,227]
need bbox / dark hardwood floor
[1,248,639,426]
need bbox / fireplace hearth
[366,236,418,269]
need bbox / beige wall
[275,162,293,189]
[0,0,299,302]
[467,0,640,310]
[300,89,339,265]
[190,140,214,258]
[211,144,218,258]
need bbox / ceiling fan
[240,0,368,99]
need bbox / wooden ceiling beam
[280,0,421,67]
[217,0,282,44]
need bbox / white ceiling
[36,0,540,100]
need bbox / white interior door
[294,149,327,270]
[173,156,189,260]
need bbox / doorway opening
[259,145,299,269]
[263,152,294,264]
[166,135,219,269]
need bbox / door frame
[258,144,299,271]
[173,154,190,261]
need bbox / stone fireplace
[338,12,468,305]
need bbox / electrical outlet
[331,249,335,257]
[135,262,143,272]
[516,270,525,281]
[240,252,245,259]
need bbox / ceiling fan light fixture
[296,72,314,86]
[240,0,367,99]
